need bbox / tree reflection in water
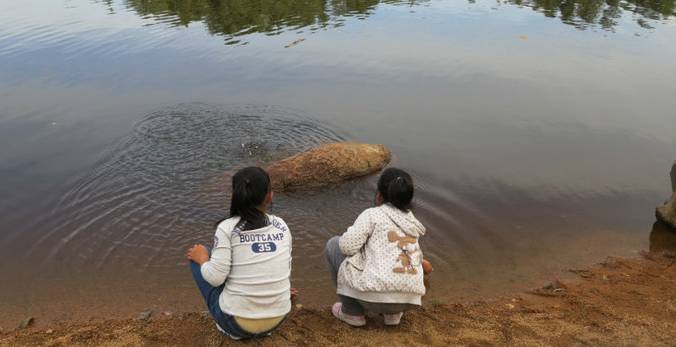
[121,0,676,44]
[506,0,675,30]
[121,0,673,44]
[125,0,420,44]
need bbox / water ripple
[33,104,346,269]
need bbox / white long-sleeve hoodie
[200,215,292,319]
[337,203,426,305]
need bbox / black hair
[377,167,414,211]
[229,166,271,230]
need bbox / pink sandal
[383,312,404,326]
[331,302,366,327]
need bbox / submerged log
[656,162,676,229]
[266,142,391,191]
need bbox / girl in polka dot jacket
[325,168,433,327]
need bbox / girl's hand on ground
[186,244,209,265]
[422,259,433,275]
[290,287,299,302]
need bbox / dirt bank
[2,251,675,346]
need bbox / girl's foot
[215,322,242,340]
[331,302,366,327]
[383,312,404,326]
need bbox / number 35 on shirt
[252,242,277,253]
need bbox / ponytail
[229,167,271,230]
[377,168,414,211]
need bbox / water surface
[1,0,675,326]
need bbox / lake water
[1,0,675,326]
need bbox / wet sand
[2,250,675,346]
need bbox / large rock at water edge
[649,220,676,253]
[266,142,391,191]
[656,193,676,230]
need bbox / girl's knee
[325,236,340,252]
[188,259,201,275]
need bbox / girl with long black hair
[187,167,292,340]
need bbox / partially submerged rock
[656,193,676,229]
[656,162,676,229]
[649,220,676,253]
[671,161,676,192]
[266,142,391,191]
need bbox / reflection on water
[506,0,675,30]
[124,0,427,45]
[122,0,674,45]
[649,220,676,252]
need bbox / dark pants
[325,236,413,316]
[189,259,281,339]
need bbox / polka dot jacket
[337,203,427,304]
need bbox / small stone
[505,303,515,309]
[569,269,593,279]
[530,280,567,297]
[162,311,173,317]
[295,304,303,310]
[45,329,54,334]
[17,317,34,329]
[137,310,153,321]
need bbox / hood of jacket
[380,203,426,238]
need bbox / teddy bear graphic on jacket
[387,231,419,275]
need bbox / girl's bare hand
[290,287,299,302]
[187,244,209,265]
[422,259,433,274]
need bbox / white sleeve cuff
[200,262,220,287]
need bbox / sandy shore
[1,251,675,346]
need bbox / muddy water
[1,0,676,326]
